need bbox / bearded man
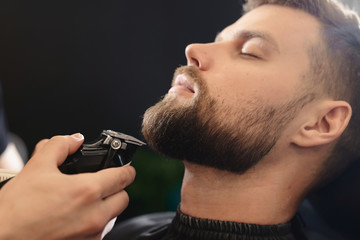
[105,0,360,239]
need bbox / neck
[180,159,310,225]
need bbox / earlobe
[292,101,352,148]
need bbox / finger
[92,165,136,199]
[101,190,130,220]
[32,134,84,167]
[79,233,102,240]
[32,139,49,157]
[101,217,116,238]
[85,233,102,240]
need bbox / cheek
[205,68,267,106]
[204,62,301,108]
[261,67,303,104]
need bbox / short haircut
[243,0,360,184]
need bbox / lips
[173,74,195,93]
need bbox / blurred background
[0,0,242,220]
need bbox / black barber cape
[104,207,308,240]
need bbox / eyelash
[240,51,259,59]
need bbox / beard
[142,66,310,174]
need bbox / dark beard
[142,66,308,174]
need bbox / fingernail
[71,133,84,141]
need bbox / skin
[169,5,351,224]
[0,133,136,240]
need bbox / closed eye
[240,39,263,59]
[240,51,260,59]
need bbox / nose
[185,43,212,70]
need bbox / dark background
[0,0,242,218]
[0,0,242,149]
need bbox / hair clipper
[59,130,145,174]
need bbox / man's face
[142,5,321,173]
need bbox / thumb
[32,139,50,157]
[31,133,84,168]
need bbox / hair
[243,0,360,184]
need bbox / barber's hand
[0,133,136,240]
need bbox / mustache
[171,65,205,88]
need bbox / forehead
[219,5,322,53]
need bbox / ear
[292,101,352,147]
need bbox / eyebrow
[215,30,280,53]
